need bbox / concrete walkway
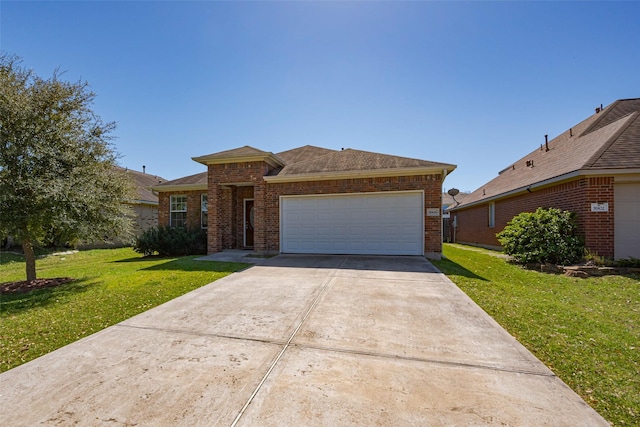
[0,255,607,426]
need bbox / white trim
[201,193,208,229]
[488,202,495,228]
[153,184,207,192]
[169,194,187,228]
[279,190,425,256]
[192,154,284,168]
[454,168,640,210]
[264,166,455,183]
[243,198,255,247]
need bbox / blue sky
[2,1,639,192]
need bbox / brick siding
[453,176,615,257]
[158,190,207,230]
[161,161,445,257]
[264,175,443,256]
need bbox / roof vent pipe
[545,135,549,152]
[570,128,573,137]
[143,165,146,174]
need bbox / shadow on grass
[0,278,96,315]
[432,258,488,281]
[113,255,177,263]
[140,258,250,273]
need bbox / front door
[244,199,254,247]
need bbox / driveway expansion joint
[288,342,557,378]
[230,273,339,426]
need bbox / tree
[0,54,134,281]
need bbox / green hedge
[496,207,585,265]
[134,226,207,257]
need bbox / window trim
[201,193,208,229]
[488,202,495,228]
[170,195,187,228]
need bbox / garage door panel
[281,192,424,255]
[615,183,640,259]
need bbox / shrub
[134,226,207,257]
[496,207,585,265]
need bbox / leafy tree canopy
[0,53,134,280]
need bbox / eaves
[263,165,456,184]
[151,184,207,192]
[451,167,640,211]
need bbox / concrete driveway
[0,254,607,426]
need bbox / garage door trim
[279,190,424,256]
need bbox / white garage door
[615,183,640,259]
[281,192,424,255]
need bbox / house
[121,167,165,236]
[153,145,456,259]
[442,191,469,243]
[449,98,640,260]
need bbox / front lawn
[0,248,248,373]
[433,244,640,426]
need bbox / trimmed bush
[496,207,585,265]
[134,226,207,257]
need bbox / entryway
[244,199,254,248]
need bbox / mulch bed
[0,277,75,295]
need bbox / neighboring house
[121,167,166,236]
[442,191,468,243]
[153,145,456,259]
[449,98,640,260]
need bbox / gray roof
[117,167,166,204]
[153,171,207,189]
[192,145,283,166]
[276,145,337,165]
[158,144,455,189]
[454,98,640,209]
[278,148,453,176]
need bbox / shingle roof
[160,145,455,188]
[115,167,166,204]
[152,171,207,191]
[277,148,453,176]
[276,145,337,164]
[454,98,640,209]
[192,145,283,167]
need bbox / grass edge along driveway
[0,248,248,373]
[433,243,639,427]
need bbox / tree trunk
[22,239,37,281]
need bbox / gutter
[264,165,456,183]
[451,167,640,211]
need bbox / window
[201,194,208,229]
[488,202,495,228]
[170,195,187,228]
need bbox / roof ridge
[580,98,640,137]
[583,111,640,168]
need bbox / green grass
[433,244,640,426]
[0,248,248,373]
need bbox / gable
[276,145,337,164]
[152,171,208,192]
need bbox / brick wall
[207,161,273,253]
[158,190,206,230]
[261,174,443,256]
[161,164,445,257]
[453,176,615,257]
